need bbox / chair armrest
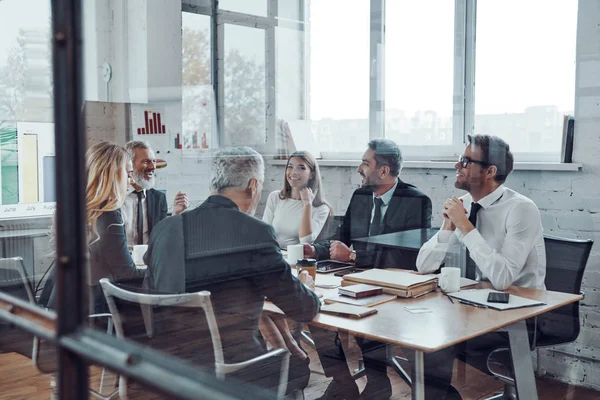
[486,348,515,385]
[216,348,289,375]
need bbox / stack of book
[323,283,397,307]
[342,269,438,298]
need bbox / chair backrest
[99,278,225,367]
[538,235,593,346]
[0,257,34,304]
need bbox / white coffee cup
[287,244,304,267]
[132,244,148,266]
[439,267,461,293]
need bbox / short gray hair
[210,147,265,193]
[124,140,152,160]
[368,138,403,176]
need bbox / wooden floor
[2,345,600,400]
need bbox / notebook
[324,293,397,307]
[320,303,379,319]
[448,289,546,311]
[338,284,383,298]
[343,269,438,290]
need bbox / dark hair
[280,151,332,214]
[467,134,514,184]
[367,139,403,177]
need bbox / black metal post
[50,0,89,398]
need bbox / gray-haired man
[144,147,319,394]
[122,140,189,246]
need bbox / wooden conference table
[265,274,582,400]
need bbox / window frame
[318,0,570,162]
[182,0,279,153]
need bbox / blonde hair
[85,142,130,242]
[280,151,332,214]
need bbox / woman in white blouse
[263,151,332,249]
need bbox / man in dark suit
[122,141,189,246]
[305,139,456,400]
[308,140,431,270]
[144,147,320,395]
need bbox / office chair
[483,235,593,399]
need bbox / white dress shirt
[122,188,149,246]
[370,179,399,224]
[416,186,546,290]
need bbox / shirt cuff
[437,230,453,243]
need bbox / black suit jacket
[146,188,168,237]
[145,195,320,364]
[314,179,432,269]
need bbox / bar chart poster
[0,123,19,205]
[17,122,55,208]
[132,106,167,135]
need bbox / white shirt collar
[128,187,146,197]
[374,179,399,206]
[476,185,505,210]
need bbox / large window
[308,0,370,154]
[474,0,578,156]
[385,1,455,148]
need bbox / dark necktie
[465,202,483,279]
[369,197,384,237]
[136,191,144,245]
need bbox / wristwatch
[349,250,357,263]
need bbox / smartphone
[316,261,354,274]
[334,268,359,277]
[487,292,510,303]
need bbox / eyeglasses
[458,155,490,169]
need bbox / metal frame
[0,1,274,399]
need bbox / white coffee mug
[439,267,461,293]
[132,244,148,266]
[287,244,304,266]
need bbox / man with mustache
[122,141,189,247]
[304,139,458,400]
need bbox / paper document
[460,277,478,288]
[449,289,545,311]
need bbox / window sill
[266,159,582,172]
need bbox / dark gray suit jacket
[314,179,432,269]
[146,188,168,237]
[144,195,320,363]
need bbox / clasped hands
[442,196,474,234]
[302,241,352,263]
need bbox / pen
[447,295,454,304]
[458,299,487,309]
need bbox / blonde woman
[43,142,144,313]
[85,142,145,312]
[262,151,332,249]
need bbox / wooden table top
[264,282,582,353]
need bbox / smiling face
[357,149,383,188]
[286,157,313,189]
[454,144,487,192]
[132,147,156,190]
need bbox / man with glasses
[416,135,546,395]
[304,139,440,399]
[417,134,546,290]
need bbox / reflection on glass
[475,0,577,154]
[309,0,369,153]
[0,0,53,218]
[224,24,266,146]
[385,0,454,146]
